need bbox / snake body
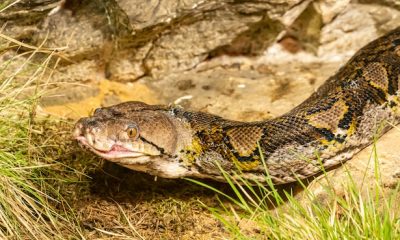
[75,27,400,184]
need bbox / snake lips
[74,27,400,184]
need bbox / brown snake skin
[74,27,400,184]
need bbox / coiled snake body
[74,27,400,184]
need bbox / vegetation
[0,38,83,238]
[189,142,400,239]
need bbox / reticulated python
[74,27,400,184]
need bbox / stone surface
[152,60,335,121]
[284,1,323,54]
[3,0,399,82]
[318,0,350,24]
[1,0,300,81]
[41,80,159,119]
[317,4,400,59]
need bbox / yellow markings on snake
[389,96,400,115]
[306,99,348,133]
[320,138,344,153]
[231,156,260,171]
[183,138,203,164]
[347,117,357,136]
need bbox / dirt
[74,163,227,239]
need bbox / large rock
[2,0,399,82]
[1,0,300,81]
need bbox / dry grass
[0,30,85,238]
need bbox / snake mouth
[75,136,151,163]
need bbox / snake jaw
[74,120,161,165]
[75,135,153,164]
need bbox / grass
[189,136,400,239]
[0,31,85,238]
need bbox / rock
[42,80,159,119]
[368,5,400,34]
[207,15,284,57]
[33,3,106,60]
[318,4,399,58]
[284,1,323,54]
[140,1,288,78]
[1,0,300,81]
[317,0,350,24]
[153,59,337,122]
[359,0,400,11]
[2,0,400,82]
[116,0,203,30]
[0,0,59,39]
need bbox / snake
[74,27,400,184]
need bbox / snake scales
[74,27,400,184]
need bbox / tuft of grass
[0,34,84,239]
[189,138,400,239]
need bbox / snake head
[73,101,193,178]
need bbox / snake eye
[126,124,139,139]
